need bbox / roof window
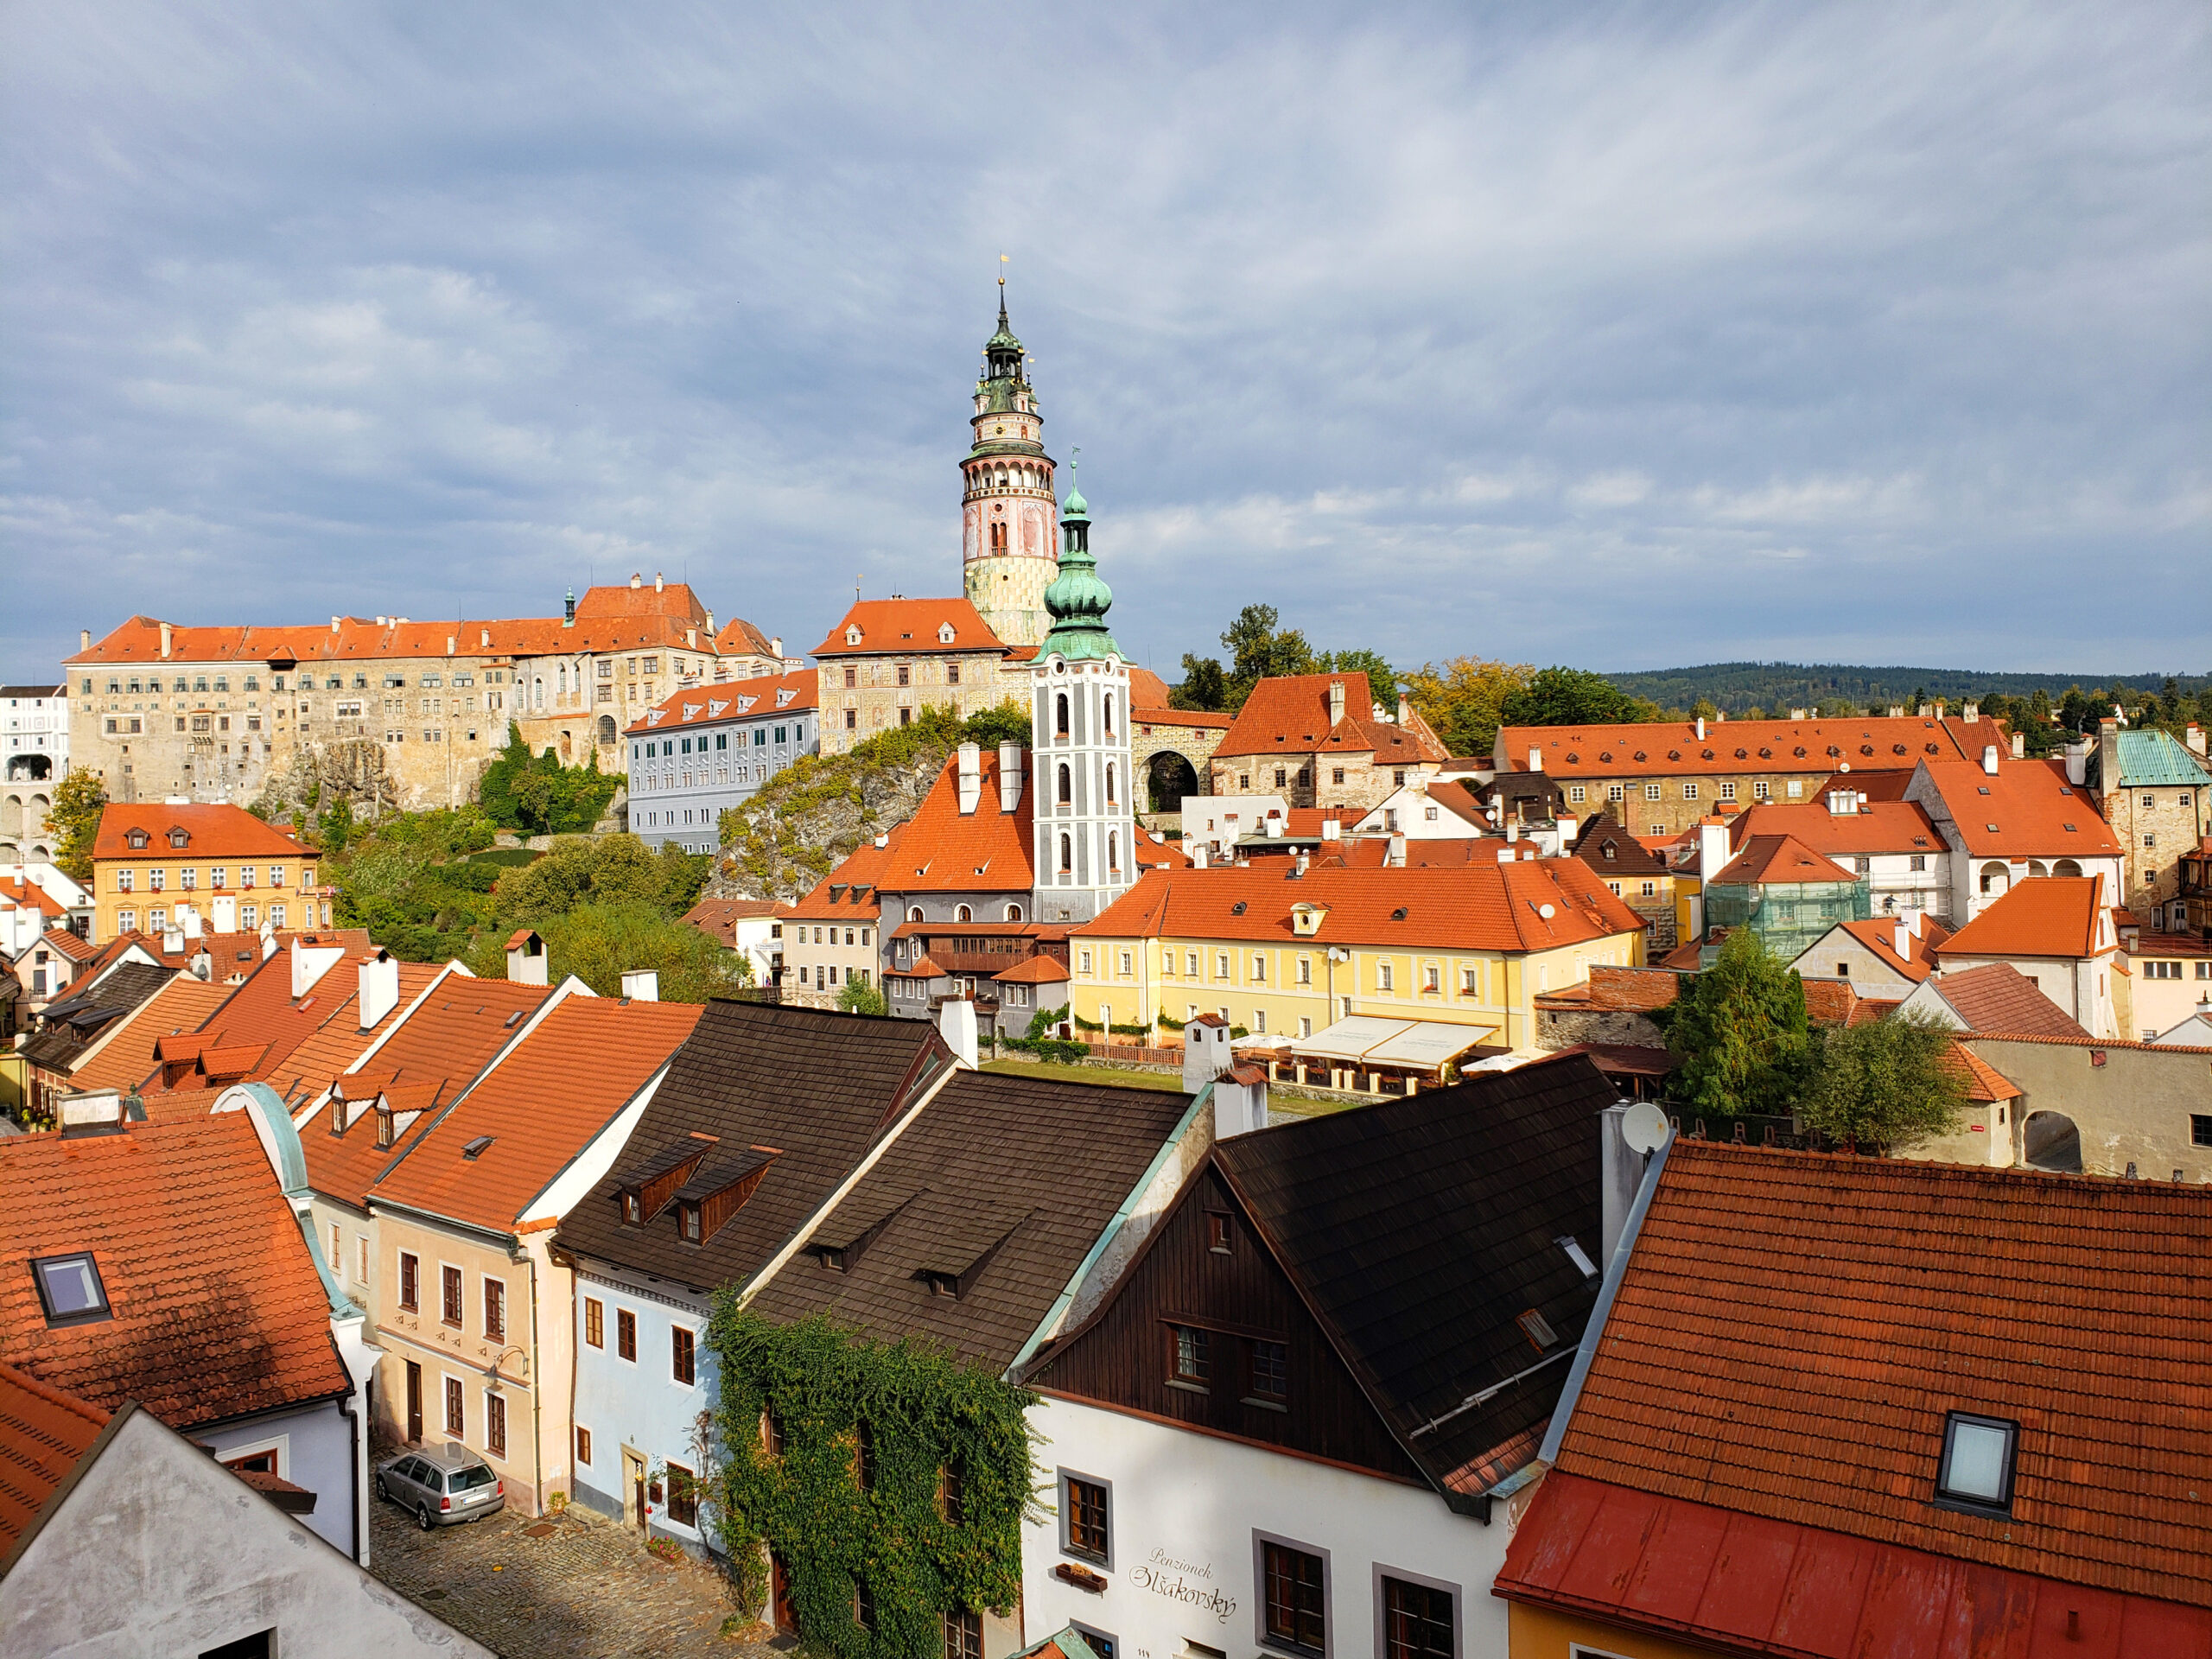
[462,1135,495,1160]
[1936,1411,2018,1514]
[1391,906,1408,921]
[1555,1235,1599,1281]
[1230,901,1247,916]
[32,1252,111,1326]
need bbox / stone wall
[1535,1007,1669,1052]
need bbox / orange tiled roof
[1077,860,1648,953]
[887,954,948,980]
[1498,715,1990,780]
[1548,1141,2212,1607]
[137,938,374,1098]
[1944,1040,2022,1103]
[1916,757,2124,858]
[680,899,795,943]
[878,751,1033,893]
[65,975,238,1094]
[1313,836,1495,870]
[252,960,442,1106]
[1799,978,1860,1027]
[1133,706,1234,730]
[571,575,709,626]
[1924,962,2088,1038]
[92,803,307,862]
[366,995,702,1233]
[789,835,904,919]
[1127,667,1173,706]
[1212,673,1451,764]
[2,877,65,920]
[715,616,780,658]
[1940,875,2113,961]
[299,976,554,1208]
[1728,798,1942,856]
[38,927,97,965]
[810,598,1005,658]
[1826,916,1952,982]
[1711,833,1849,886]
[626,669,817,736]
[0,1115,353,1427]
[993,956,1070,983]
[0,1361,109,1556]
[67,606,734,669]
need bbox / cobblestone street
[370,1484,777,1659]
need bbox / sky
[4,3,2208,687]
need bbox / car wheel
[376,1475,390,1502]
[417,1503,435,1532]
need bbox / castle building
[1029,480,1138,926]
[962,284,1061,651]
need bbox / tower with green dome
[1030,467,1136,925]
[961,281,1060,648]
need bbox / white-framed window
[1567,785,1586,804]
[1681,783,1699,801]
[1643,783,1662,801]
[1719,782,1737,800]
[1079,949,1093,975]
[1377,962,1395,992]
[1607,785,1625,803]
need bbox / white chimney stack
[358,949,400,1030]
[506,929,548,986]
[181,906,203,940]
[290,938,345,998]
[1182,1014,1234,1094]
[2188,724,2207,758]
[212,893,237,931]
[957,742,982,815]
[1894,922,1910,957]
[936,997,979,1070]
[1213,1062,1269,1140]
[80,629,91,652]
[2011,732,2025,760]
[1320,820,1340,842]
[2065,741,2088,787]
[1388,831,1407,867]
[1695,716,1707,741]
[1328,681,1346,725]
[999,741,1026,812]
[159,621,173,659]
[1192,846,1209,868]
[621,969,660,1002]
[1980,745,1999,776]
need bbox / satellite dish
[1621,1101,1669,1155]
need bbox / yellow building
[90,801,324,944]
[1067,861,1647,1066]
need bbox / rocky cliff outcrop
[706,741,948,904]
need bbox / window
[1607,784,1624,803]
[441,1265,463,1327]
[358,1236,369,1283]
[1247,1339,1288,1405]
[666,1459,697,1526]
[1332,767,1345,785]
[399,1252,419,1311]
[1424,965,1440,993]
[1936,1411,2018,1513]
[486,1391,507,1458]
[1169,1324,1211,1389]
[856,1581,878,1632]
[576,1425,593,1465]
[1379,1574,1455,1659]
[484,1279,506,1344]
[1643,783,1662,800]
[2192,1115,2212,1148]
[1681,783,1699,801]
[1298,956,1312,985]
[617,1307,638,1362]
[1262,1540,1328,1656]
[673,1325,696,1385]
[1567,785,1586,804]
[944,1610,983,1659]
[1378,963,1394,992]
[445,1376,464,1436]
[31,1253,109,1326]
[761,1407,785,1459]
[938,1463,966,1523]
[1065,1473,1111,1562]
[1208,1211,1234,1253]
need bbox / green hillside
[1601,663,2209,719]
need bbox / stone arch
[5,753,52,783]
[2027,860,2050,878]
[2024,1110,2081,1173]
[1146,751,1199,813]
[1005,903,1023,922]
[0,794,20,838]
[907,906,924,923]
[1978,861,2011,896]
[2053,858,2083,879]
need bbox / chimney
[506,929,548,986]
[1888,705,1904,717]
[1213,1063,1268,1140]
[480,627,491,648]
[1963,702,1980,721]
[630,572,642,588]
[997,741,1026,811]
[1320,820,1340,842]
[1894,922,1910,957]
[1389,831,1407,867]
[1908,908,1923,939]
[163,925,184,955]
[60,1090,134,1137]
[2064,739,2088,787]
[620,969,659,1002]
[1505,821,1519,843]
[956,742,982,815]
[331,617,341,634]
[705,610,715,633]
[2189,724,2207,757]
[770,637,784,661]
[1980,745,1999,776]
[1695,715,1706,741]
[159,622,173,659]
[181,906,203,940]
[1697,820,1732,883]
[212,893,236,931]
[1327,680,1345,726]
[1527,747,1543,773]
[2011,732,2024,760]
[358,948,400,1029]
[1294,849,1310,874]
[2097,718,2122,795]
[446,635,455,656]
[1396,694,1411,728]
[1182,1014,1234,1094]
[1192,845,1209,868]
[1934,700,1947,719]
[686,627,697,650]
[655,571,665,593]
[79,628,91,652]
[936,998,979,1070]
[290,938,346,998]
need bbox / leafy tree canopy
[465,899,745,1004]
[836,978,887,1016]
[1399,657,1535,757]
[1499,665,1658,728]
[499,833,709,920]
[478,723,620,834]
[1798,1009,1970,1150]
[1315,647,1400,714]
[43,766,108,883]
[1665,929,1811,1119]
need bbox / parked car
[376,1443,505,1530]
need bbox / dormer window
[623,1193,643,1224]
[923,1270,960,1298]
[32,1253,111,1327]
[846,626,862,646]
[1936,1411,2018,1514]
[678,1203,702,1243]
[168,827,191,849]
[938,623,956,645]
[125,828,149,849]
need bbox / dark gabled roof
[1568,810,1669,877]
[20,964,178,1071]
[745,1069,1198,1370]
[555,1001,953,1294]
[1209,1054,1617,1497]
[35,963,175,1032]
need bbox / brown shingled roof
[1924,962,2088,1038]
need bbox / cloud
[2,1,2207,685]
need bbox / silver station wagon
[376,1442,506,1529]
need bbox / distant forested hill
[1602,663,2209,718]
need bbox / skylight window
[32,1252,111,1326]
[1555,1236,1599,1280]
[462,1135,495,1160]
[1936,1411,2018,1513]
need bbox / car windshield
[447,1465,496,1491]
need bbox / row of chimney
[955,741,1027,816]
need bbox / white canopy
[1289,1016,1499,1069]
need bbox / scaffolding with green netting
[1703,872,1872,965]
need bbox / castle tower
[963,283,1059,649]
[1031,475,1135,926]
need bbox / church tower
[1030,475,1135,926]
[962,283,1059,649]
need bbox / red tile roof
[1946,1040,2022,1103]
[1499,715,1989,780]
[1799,978,1861,1026]
[626,668,817,735]
[1940,876,2114,961]
[38,927,97,965]
[1133,706,1233,730]
[299,976,554,1209]
[1535,964,1685,1014]
[92,803,306,862]
[367,995,702,1233]
[1729,798,1943,856]
[715,616,780,658]
[993,956,1070,983]
[252,960,442,1106]
[879,750,1033,893]
[810,598,1006,658]
[789,836,902,919]
[0,1361,109,1558]
[1924,963,2088,1038]
[886,954,948,980]
[138,938,376,1098]
[1541,1141,2212,1608]
[1077,860,1648,953]
[1916,758,2124,858]
[1711,833,1850,886]
[1821,915,1952,982]
[65,975,239,1094]
[1313,836,1496,869]
[0,1116,354,1427]
[1127,667,1173,708]
[2,877,65,920]
[1212,673,1450,764]
[680,898,795,944]
[571,575,709,626]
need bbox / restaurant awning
[1290,1016,1500,1069]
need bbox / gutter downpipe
[1536,1128,1674,1468]
[527,1244,546,1516]
[341,1386,365,1566]
[1009,1084,1211,1382]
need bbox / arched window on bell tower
[1056,693,1070,736]
[1058,833,1072,873]
[1106,763,1116,804]
[1058,763,1072,804]
[1103,693,1115,737]
[990,521,1007,552]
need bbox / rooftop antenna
[855,572,863,602]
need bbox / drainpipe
[525,1243,547,1516]
[341,1387,366,1566]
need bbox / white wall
[569,1263,718,1550]
[1022,1395,1514,1659]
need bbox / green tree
[1317,648,1401,713]
[316,797,357,855]
[1664,929,1811,1120]
[1689,696,1719,722]
[836,978,887,1016]
[499,834,703,920]
[42,766,108,883]
[1498,666,1654,728]
[1170,654,1230,711]
[479,722,620,834]
[482,900,746,1004]
[1400,656,1535,757]
[958,701,1032,749]
[1799,1010,1969,1150]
